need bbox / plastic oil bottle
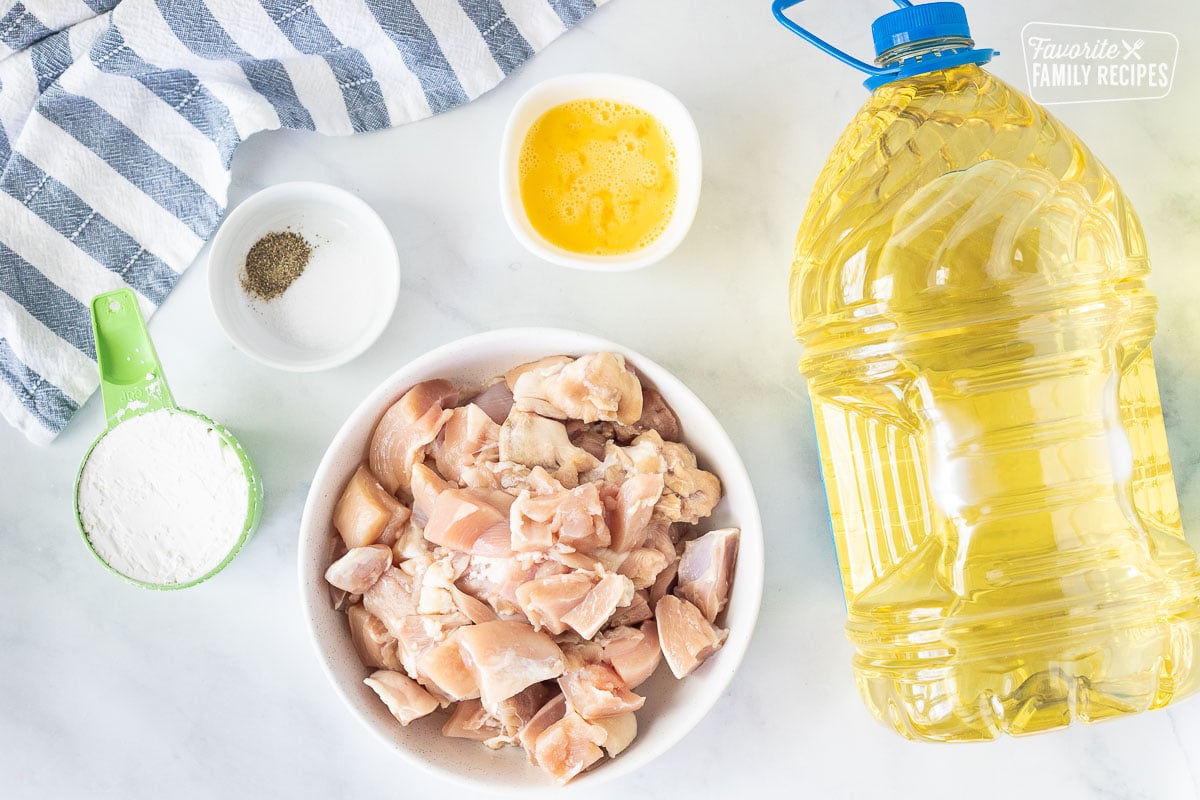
[775,0,1200,740]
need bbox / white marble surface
[3,1,1200,797]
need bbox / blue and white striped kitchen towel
[0,0,608,445]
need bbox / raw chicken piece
[644,520,682,606]
[377,522,407,549]
[567,421,612,460]
[459,459,533,493]
[363,670,439,725]
[555,483,610,552]
[676,528,740,623]
[532,710,608,784]
[615,387,680,442]
[392,613,470,701]
[443,698,504,742]
[452,620,565,712]
[556,634,605,671]
[572,547,632,576]
[617,547,671,590]
[398,554,425,579]
[548,548,604,573]
[368,380,458,498]
[608,590,653,628]
[328,539,351,609]
[363,568,419,640]
[499,411,599,488]
[391,520,433,562]
[519,693,566,758]
[347,604,404,671]
[386,611,448,659]
[659,438,722,524]
[600,621,662,688]
[329,585,354,612]
[593,434,667,483]
[593,712,637,757]
[560,573,635,640]
[567,399,678,450]
[469,380,516,425]
[510,467,610,554]
[511,352,644,426]
[643,517,677,560]
[434,404,501,484]
[449,584,499,624]
[331,536,348,561]
[535,560,570,580]
[525,465,561,494]
[495,683,554,742]
[510,486,562,553]
[417,638,480,702]
[655,595,728,679]
[333,466,411,549]
[410,463,451,526]
[412,555,462,616]
[422,488,515,556]
[505,355,574,390]
[409,552,469,612]
[516,574,596,635]
[607,474,665,552]
[457,555,539,618]
[594,431,721,525]
[558,663,645,719]
[594,478,620,519]
[325,544,392,594]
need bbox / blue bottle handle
[772,0,913,77]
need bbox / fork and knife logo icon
[1121,38,1146,60]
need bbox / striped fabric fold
[0,0,608,444]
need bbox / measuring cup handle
[771,0,910,77]
[91,289,176,428]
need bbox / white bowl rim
[297,327,764,792]
[498,73,703,273]
[207,181,401,372]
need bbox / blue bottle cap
[772,0,996,90]
[872,2,971,59]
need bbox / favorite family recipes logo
[1022,22,1178,105]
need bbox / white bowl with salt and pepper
[208,182,400,372]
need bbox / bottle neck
[876,35,976,68]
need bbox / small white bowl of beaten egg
[500,73,702,272]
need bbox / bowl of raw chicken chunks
[298,328,763,790]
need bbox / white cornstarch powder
[78,409,250,585]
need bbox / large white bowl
[298,328,763,792]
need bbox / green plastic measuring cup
[73,289,264,590]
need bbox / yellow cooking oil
[791,63,1200,741]
[518,99,677,256]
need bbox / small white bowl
[208,182,400,371]
[499,74,703,272]
[298,328,763,792]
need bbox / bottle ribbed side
[792,63,1200,741]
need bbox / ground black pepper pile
[240,230,313,300]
